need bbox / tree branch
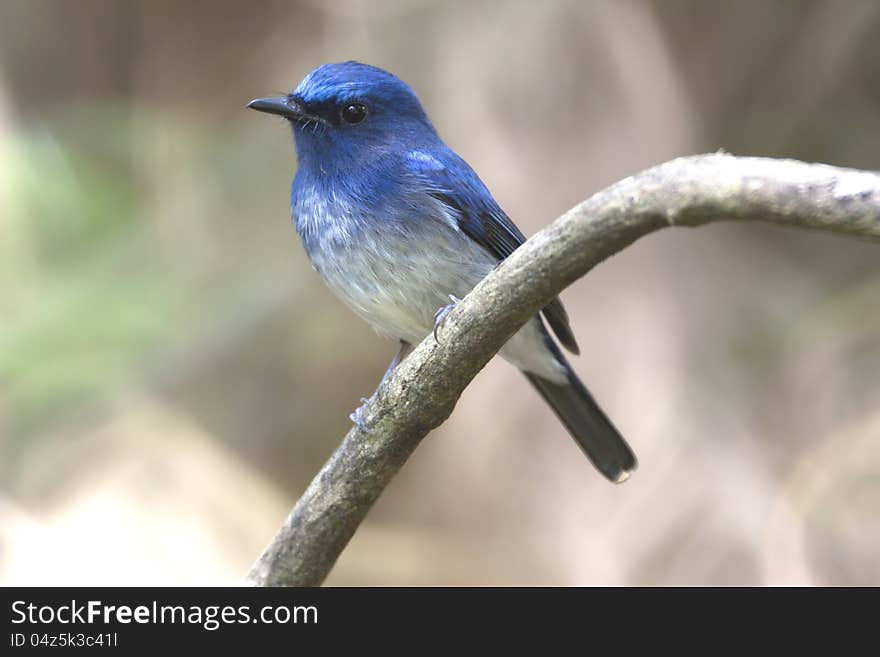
[246,153,880,586]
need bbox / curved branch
[246,153,880,586]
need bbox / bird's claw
[433,294,462,343]
[349,395,374,430]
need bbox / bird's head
[248,61,436,167]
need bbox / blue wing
[406,148,580,355]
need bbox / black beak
[247,96,306,119]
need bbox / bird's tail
[524,356,637,484]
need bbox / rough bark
[246,153,880,586]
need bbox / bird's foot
[349,395,375,430]
[433,294,462,343]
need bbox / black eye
[340,103,367,124]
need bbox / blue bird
[248,61,637,482]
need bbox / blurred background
[1,0,879,586]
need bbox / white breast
[295,192,567,383]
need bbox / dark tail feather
[524,365,637,483]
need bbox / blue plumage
[248,61,636,482]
